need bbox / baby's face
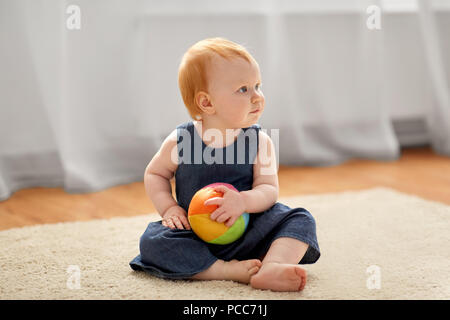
[205,55,264,128]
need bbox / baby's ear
[196,91,214,114]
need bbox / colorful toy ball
[188,182,249,245]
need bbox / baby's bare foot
[250,262,307,291]
[223,259,262,284]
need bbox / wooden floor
[0,147,449,231]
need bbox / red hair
[178,38,256,120]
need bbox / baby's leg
[190,259,262,284]
[250,237,309,291]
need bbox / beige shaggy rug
[1,187,449,300]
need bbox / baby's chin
[242,118,260,128]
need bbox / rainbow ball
[188,182,249,245]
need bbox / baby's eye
[238,86,248,93]
[255,83,262,91]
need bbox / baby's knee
[138,232,163,262]
[291,208,316,226]
[308,214,317,229]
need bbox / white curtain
[263,0,398,165]
[417,0,450,155]
[0,0,448,201]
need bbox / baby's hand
[162,206,191,230]
[204,185,246,227]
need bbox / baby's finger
[225,217,237,227]
[214,185,230,193]
[204,197,224,207]
[179,215,191,230]
[210,207,225,221]
[172,216,184,229]
[216,212,230,224]
[166,218,176,229]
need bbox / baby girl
[130,37,320,291]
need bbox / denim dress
[129,121,320,279]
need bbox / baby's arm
[206,130,279,226]
[241,130,279,213]
[144,129,190,229]
[208,131,278,225]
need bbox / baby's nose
[251,90,263,103]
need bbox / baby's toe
[248,266,260,276]
[294,267,307,290]
[248,259,262,268]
